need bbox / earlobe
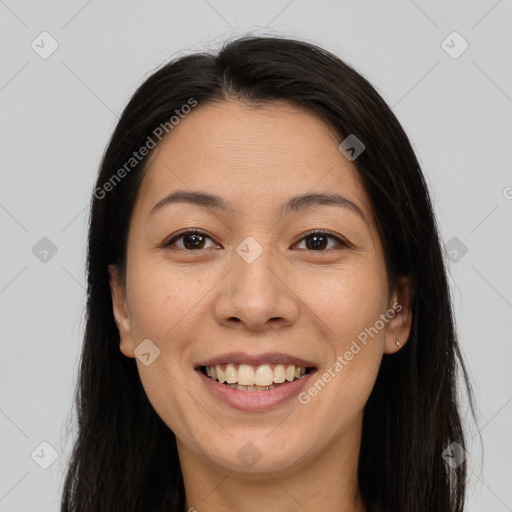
[108,264,135,358]
[384,274,415,354]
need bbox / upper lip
[196,352,317,369]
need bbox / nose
[213,242,299,332]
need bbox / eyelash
[162,228,350,252]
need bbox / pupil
[184,233,204,250]
[307,235,327,250]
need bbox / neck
[178,413,367,512]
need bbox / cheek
[299,261,389,349]
[125,260,209,342]
[124,264,206,438]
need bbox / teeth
[225,363,237,384]
[254,365,274,386]
[238,364,255,385]
[204,363,308,386]
[274,364,286,383]
[227,383,277,391]
[216,365,225,383]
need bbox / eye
[294,230,348,251]
[164,229,219,251]
[162,229,349,252]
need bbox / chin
[195,431,314,477]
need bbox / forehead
[135,99,372,220]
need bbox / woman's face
[109,99,412,476]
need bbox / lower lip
[196,368,316,411]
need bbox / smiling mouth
[199,363,315,391]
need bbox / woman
[61,35,477,511]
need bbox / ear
[384,274,415,354]
[108,264,135,358]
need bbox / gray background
[1,1,511,510]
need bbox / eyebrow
[149,190,367,222]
